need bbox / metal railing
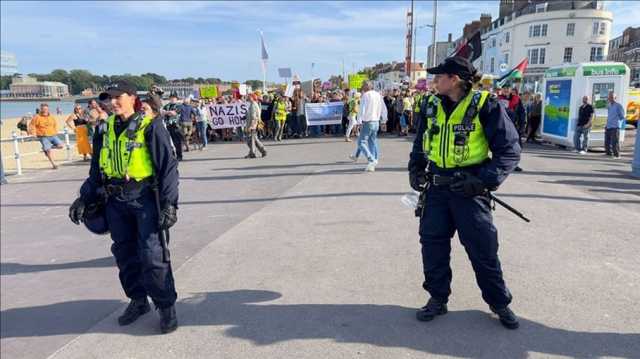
[1,127,75,176]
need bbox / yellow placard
[348,74,369,90]
[200,85,218,98]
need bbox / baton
[488,192,531,223]
[152,184,171,262]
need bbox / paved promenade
[1,133,639,358]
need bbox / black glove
[69,197,86,225]
[409,172,428,192]
[158,204,178,230]
[450,172,486,197]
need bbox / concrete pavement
[2,133,639,358]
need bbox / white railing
[1,127,75,176]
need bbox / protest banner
[415,79,427,90]
[284,84,294,98]
[206,102,248,129]
[200,85,218,98]
[304,102,344,126]
[348,73,369,90]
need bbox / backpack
[17,117,29,132]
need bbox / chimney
[448,33,452,42]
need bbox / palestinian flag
[497,58,528,86]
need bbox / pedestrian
[28,103,64,169]
[605,91,625,159]
[193,99,208,150]
[293,88,307,138]
[394,90,404,134]
[272,94,287,141]
[163,94,183,161]
[345,92,360,142]
[261,94,273,139]
[68,82,179,334]
[526,93,542,143]
[244,93,267,158]
[17,112,32,136]
[178,98,197,152]
[574,96,594,154]
[401,93,412,136]
[357,81,388,172]
[408,56,521,329]
[56,105,62,115]
[65,104,92,161]
[508,88,526,172]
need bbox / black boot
[159,305,178,334]
[490,306,519,329]
[416,297,448,322]
[118,298,150,326]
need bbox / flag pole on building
[259,30,269,93]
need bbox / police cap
[427,56,476,81]
[99,81,137,101]
[83,201,109,235]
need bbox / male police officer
[408,57,521,329]
[69,81,180,334]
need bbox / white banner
[206,102,248,129]
[305,102,344,126]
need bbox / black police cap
[427,56,477,81]
[99,81,137,101]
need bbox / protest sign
[304,102,344,126]
[284,84,294,98]
[415,79,427,90]
[200,85,218,98]
[278,68,292,78]
[348,73,369,90]
[206,102,248,129]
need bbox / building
[452,14,493,55]
[409,62,426,84]
[480,0,611,90]
[9,75,69,98]
[0,51,18,76]
[608,26,640,85]
[376,62,407,84]
[158,82,197,99]
[427,33,456,67]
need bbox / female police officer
[408,57,522,329]
[69,81,180,334]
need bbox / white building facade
[480,1,612,90]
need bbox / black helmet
[83,201,109,235]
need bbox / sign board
[239,84,248,96]
[304,102,344,126]
[545,67,577,78]
[206,102,248,129]
[415,79,427,90]
[543,79,572,137]
[284,84,294,98]
[499,63,508,72]
[200,85,218,99]
[278,68,292,78]
[583,64,626,77]
[348,73,369,90]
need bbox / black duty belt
[104,178,152,198]
[429,174,455,186]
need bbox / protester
[65,104,92,161]
[605,91,625,159]
[272,94,288,141]
[194,99,209,150]
[293,88,307,138]
[574,96,594,154]
[393,91,404,134]
[28,103,64,169]
[401,93,412,136]
[526,93,542,143]
[357,81,387,172]
[507,88,526,172]
[178,98,197,152]
[345,92,360,142]
[261,94,273,139]
[244,93,267,158]
[17,112,32,135]
[163,94,183,161]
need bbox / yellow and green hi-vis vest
[274,100,287,122]
[99,114,154,181]
[422,90,491,169]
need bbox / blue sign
[304,102,344,126]
[544,79,572,137]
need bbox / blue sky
[1,1,638,82]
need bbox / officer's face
[112,93,135,116]
[433,74,455,96]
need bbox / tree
[245,80,263,89]
[0,75,11,90]
[68,69,94,94]
[49,69,70,84]
[141,72,167,85]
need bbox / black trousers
[167,124,183,160]
[604,128,620,156]
[419,185,512,309]
[106,190,177,309]
[526,115,541,141]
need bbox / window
[566,23,575,36]
[505,32,510,43]
[542,24,548,36]
[599,22,606,35]
[539,48,546,64]
[504,53,509,65]
[490,57,495,73]
[492,38,496,47]
[590,47,604,61]
[592,22,606,36]
[528,49,539,65]
[536,3,546,13]
[529,24,546,37]
[563,47,573,63]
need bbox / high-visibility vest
[422,91,491,169]
[99,114,154,181]
[274,100,287,122]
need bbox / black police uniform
[163,102,183,161]
[409,90,521,321]
[79,113,179,311]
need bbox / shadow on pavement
[498,193,640,205]
[2,290,638,358]
[181,167,406,181]
[208,161,355,172]
[1,257,115,276]
[539,179,640,191]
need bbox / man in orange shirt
[29,103,64,169]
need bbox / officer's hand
[450,173,486,197]
[159,204,178,230]
[69,197,86,225]
[410,172,427,192]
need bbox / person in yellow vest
[271,93,288,141]
[408,57,522,329]
[68,81,179,334]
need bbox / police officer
[69,81,180,334]
[163,93,183,161]
[408,57,522,329]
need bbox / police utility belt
[104,178,153,199]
